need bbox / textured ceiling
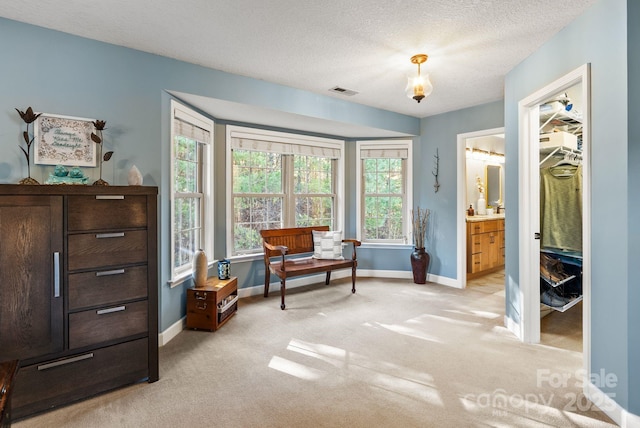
[0,0,597,120]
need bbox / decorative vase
[128,165,143,186]
[192,249,208,287]
[410,247,430,284]
[477,195,487,215]
[217,259,230,280]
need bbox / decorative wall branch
[432,148,440,193]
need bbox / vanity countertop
[466,213,505,222]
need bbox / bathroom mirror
[486,165,502,207]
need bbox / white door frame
[517,64,591,370]
[456,127,505,289]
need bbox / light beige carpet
[16,278,615,427]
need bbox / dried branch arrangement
[411,207,430,249]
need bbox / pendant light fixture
[406,54,433,103]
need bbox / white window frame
[226,125,345,259]
[169,100,214,284]
[356,139,413,246]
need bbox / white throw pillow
[312,230,344,260]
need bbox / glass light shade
[405,74,433,102]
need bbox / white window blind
[230,137,341,159]
[174,118,211,144]
[359,147,409,159]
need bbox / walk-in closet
[538,84,584,351]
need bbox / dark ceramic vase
[410,247,430,284]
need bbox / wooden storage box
[186,277,238,331]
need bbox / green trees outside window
[174,136,203,270]
[232,150,335,255]
[363,158,405,241]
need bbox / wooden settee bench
[260,226,361,309]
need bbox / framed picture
[34,113,97,167]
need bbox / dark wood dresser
[0,185,158,420]
[0,360,19,427]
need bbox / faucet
[496,205,504,214]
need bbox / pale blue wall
[7,6,636,415]
[0,18,420,333]
[627,0,640,415]
[505,0,631,410]
[419,101,504,278]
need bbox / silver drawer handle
[96,269,125,277]
[96,232,125,239]
[97,306,126,315]
[54,252,61,298]
[38,353,94,371]
[95,195,125,200]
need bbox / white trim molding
[225,124,345,258]
[585,381,640,427]
[355,139,413,245]
[159,316,186,346]
[456,127,505,292]
[169,99,214,283]
[159,271,460,346]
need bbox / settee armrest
[263,242,289,270]
[264,242,288,255]
[342,239,361,260]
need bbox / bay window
[227,126,343,256]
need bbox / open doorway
[518,65,591,368]
[538,84,584,352]
[456,127,505,293]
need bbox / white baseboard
[585,380,640,427]
[428,273,460,288]
[504,315,521,340]
[356,269,413,279]
[162,270,459,345]
[237,270,458,298]
[237,272,351,298]
[159,316,185,347]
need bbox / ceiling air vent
[329,86,358,96]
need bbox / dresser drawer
[69,265,148,311]
[468,222,485,234]
[12,338,148,419]
[69,301,148,349]
[68,230,147,271]
[470,235,483,254]
[470,254,483,273]
[67,195,148,231]
[189,288,217,303]
[469,220,500,234]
